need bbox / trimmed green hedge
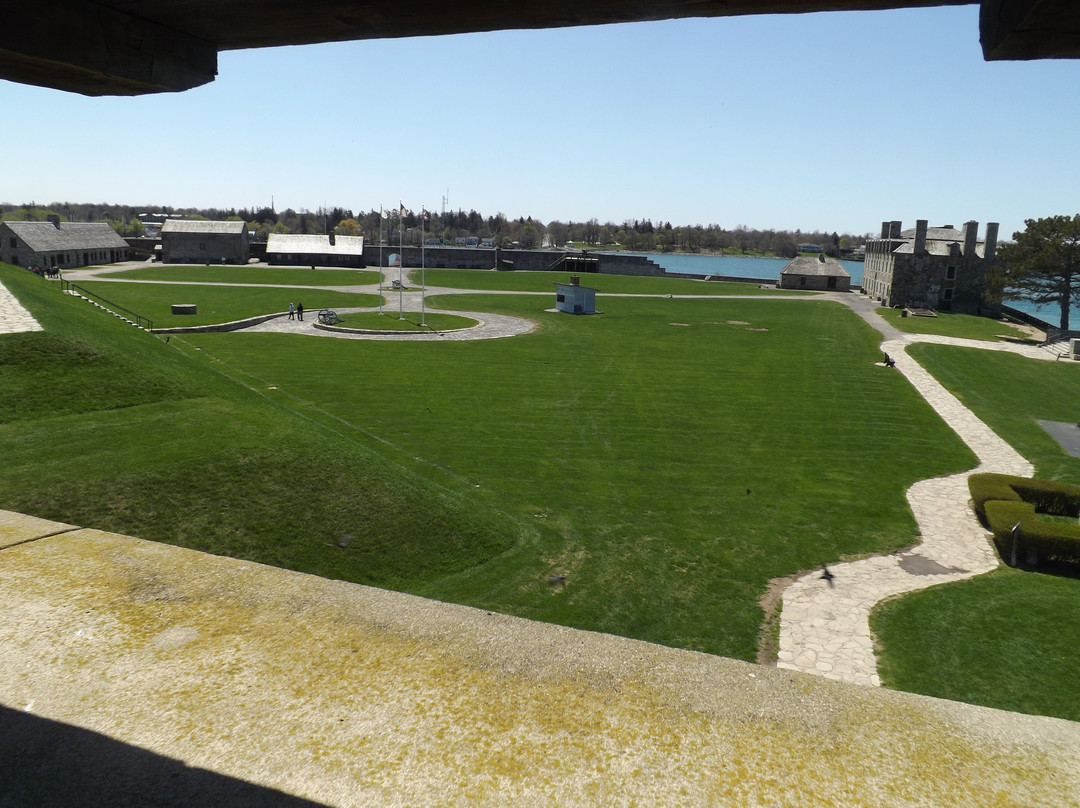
[969,473,1080,565]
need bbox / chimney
[914,219,928,255]
[962,221,978,257]
[47,214,61,229]
[984,222,999,262]
[570,275,580,286]
[328,233,336,246]
[889,221,902,239]
[880,222,891,239]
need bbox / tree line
[0,201,867,257]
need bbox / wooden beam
[982,0,1080,59]
[0,0,216,96]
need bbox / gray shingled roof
[266,233,365,256]
[780,256,851,277]
[3,220,128,251]
[161,219,246,234]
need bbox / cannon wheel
[318,309,341,325]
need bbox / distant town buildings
[0,216,128,269]
[863,220,999,314]
[266,233,365,267]
[779,255,851,291]
[161,219,250,264]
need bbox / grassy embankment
[0,265,520,591]
[878,307,1039,342]
[871,342,1080,722]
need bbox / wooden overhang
[0,1,1076,96]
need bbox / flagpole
[421,205,426,327]
[378,205,384,316]
[398,204,404,320]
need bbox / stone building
[266,233,365,267]
[779,255,850,291]
[1,217,129,269]
[161,219,250,264]
[863,219,999,314]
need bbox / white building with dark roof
[1,217,129,269]
[266,233,365,267]
[161,219,250,264]
[863,219,999,314]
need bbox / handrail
[60,279,154,330]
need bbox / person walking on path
[288,302,295,320]
[297,302,304,321]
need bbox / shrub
[973,474,1080,566]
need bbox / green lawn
[334,312,477,331]
[872,568,1080,722]
[106,265,382,286]
[72,281,379,327]
[878,308,1036,342]
[185,293,974,659]
[415,268,811,296]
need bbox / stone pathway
[777,306,1042,687]
[0,280,43,334]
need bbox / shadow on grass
[0,705,328,808]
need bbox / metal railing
[60,279,154,330]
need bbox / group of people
[27,265,61,279]
[287,302,304,321]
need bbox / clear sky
[3,5,1079,239]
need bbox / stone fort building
[862,219,999,315]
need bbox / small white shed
[555,277,597,315]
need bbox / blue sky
[3,5,1079,239]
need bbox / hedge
[969,473,1080,566]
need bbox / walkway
[777,299,1042,686]
[0,279,43,334]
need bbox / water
[615,252,865,284]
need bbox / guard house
[160,219,250,264]
[555,276,597,314]
[0,217,129,269]
[266,233,365,267]
[779,254,851,291]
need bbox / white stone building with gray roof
[1,217,129,269]
[161,219,250,265]
[266,233,365,267]
[863,219,1000,315]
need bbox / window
[8,237,15,248]
[943,288,954,301]
[946,265,957,280]
[827,277,837,289]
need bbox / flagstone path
[0,279,43,334]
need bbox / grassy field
[414,268,810,296]
[0,267,519,590]
[71,281,379,328]
[872,567,1080,722]
[878,308,1037,342]
[106,265,382,286]
[183,292,974,659]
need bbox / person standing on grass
[288,302,295,320]
[297,302,304,321]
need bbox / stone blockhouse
[779,255,851,291]
[266,233,365,267]
[1,217,129,269]
[161,219,249,264]
[863,219,999,314]
[555,277,597,314]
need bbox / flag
[381,209,388,219]
[422,209,429,221]
[400,203,407,217]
